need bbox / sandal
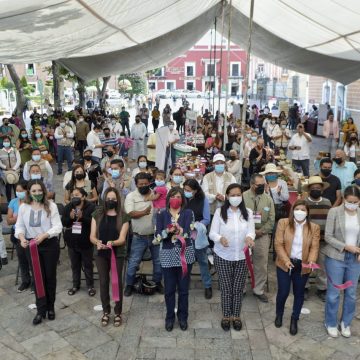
[101,313,110,327]
[67,287,79,296]
[114,314,122,327]
[88,288,96,297]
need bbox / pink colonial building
[148,31,246,96]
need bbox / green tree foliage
[118,73,147,95]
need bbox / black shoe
[316,289,327,302]
[33,313,45,325]
[275,314,283,328]
[221,318,231,331]
[48,310,55,320]
[124,285,133,297]
[165,321,174,332]
[1,257,8,265]
[303,288,309,301]
[17,282,30,292]
[156,282,164,294]
[179,320,188,331]
[233,318,242,331]
[254,293,269,303]
[290,317,298,336]
[205,287,213,299]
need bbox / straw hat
[260,163,282,175]
[302,176,330,192]
[4,170,19,184]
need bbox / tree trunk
[6,64,26,127]
[95,78,101,104]
[99,76,110,109]
[52,61,61,108]
[76,76,86,109]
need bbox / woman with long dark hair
[344,132,360,165]
[16,128,32,165]
[90,187,130,327]
[15,180,63,325]
[274,200,320,335]
[209,183,255,331]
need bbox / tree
[96,76,111,108]
[52,61,61,108]
[118,73,147,95]
[76,76,86,109]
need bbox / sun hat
[302,176,330,192]
[260,163,282,175]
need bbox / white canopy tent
[1,0,360,84]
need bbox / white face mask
[344,201,359,211]
[228,196,242,207]
[294,210,307,222]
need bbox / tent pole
[218,0,226,122]
[208,24,213,112]
[223,0,232,151]
[212,18,217,114]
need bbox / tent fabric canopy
[1,0,360,84]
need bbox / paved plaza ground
[1,135,360,360]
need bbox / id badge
[72,222,82,234]
[254,212,262,224]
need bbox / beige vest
[27,159,48,179]
[57,126,73,147]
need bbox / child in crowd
[118,131,132,163]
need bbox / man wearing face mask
[331,149,357,190]
[131,115,147,161]
[164,122,180,169]
[124,172,162,296]
[86,125,105,163]
[303,176,331,301]
[54,118,74,175]
[75,116,90,156]
[243,173,275,302]
[0,118,14,148]
[139,103,149,135]
[202,153,236,217]
[119,106,131,136]
[317,158,342,207]
[101,126,118,152]
[100,145,120,170]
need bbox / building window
[185,63,195,77]
[231,63,240,77]
[148,81,156,91]
[153,67,164,77]
[26,64,36,76]
[166,80,175,91]
[186,81,194,90]
[206,63,215,77]
[257,64,264,73]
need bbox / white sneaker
[340,322,351,338]
[326,326,339,338]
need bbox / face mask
[71,197,82,207]
[251,136,257,142]
[106,200,118,209]
[136,119,140,123]
[271,121,276,125]
[351,138,357,142]
[60,123,66,128]
[255,184,265,195]
[111,169,120,179]
[104,132,110,137]
[138,185,150,195]
[112,121,116,125]
[106,151,114,157]
[320,168,331,177]
[246,133,251,139]
[281,125,286,129]
[31,193,43,202]
[21,133,28,138]
[184,191,193,199]
[173,175,183,184]
[35,133,41,138]
[230,156,236,161]
[32,155,41,162]
[211,134,216,138]
[169,125,174,130]
[84,155,92,161]
[228,196,242,207]
[310,189,322,199]
[16,191,26,200]
[75,173,85,180]
[334,157,342,165]
[3,142,10,148]
[155,180,165,187]
[214,164,225,173]
[138,161,147,169]
[354,179,360,186]
[344,201,359,211]
[294,210,307,222]
[119,136,125,140]
[169,197,182,209]
[265,174,278,182]
[30,173,42,180]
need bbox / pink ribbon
[177,236,188,277]
[29,239,45,298]
[243,246,255,289]
[106,244,120,302]
[302,263,353,290]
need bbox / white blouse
[345,212,360,246]
[209,207,255,261]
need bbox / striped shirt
[101,135,118,148]
[304,196,331,239]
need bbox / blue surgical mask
[265,174,278,182]
[16,191,26,200]
[173,175,183,184]
[32,155,41,162]
[111,169,120,179]
[184,191,193,199]
[155,180,165,187]
[21,133,28,138]
[246,134,251,139]
[138,161,147,169]
[354,178,360,186]
[214,164,225,173]
[3,142,10,148]
[251,136,257,142]
[35,133,41,138]
[30,174,42,180]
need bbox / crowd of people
[0,101,360,340]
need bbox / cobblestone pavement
[1,135,360,360]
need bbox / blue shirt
[331,161,357,190]
[8,198,20,228]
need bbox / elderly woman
[226,149,242,183]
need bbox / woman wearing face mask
[352,169,360,190]
[131,155,149,190]
[90,187,130,327]
[155,187,195,331]
[0,135,21,201]
[226,150,242,183]
[16,128,32,165]
[273,120,292,154]
[15,180,63,325]
[342,117,357,144]
[167,167,183,189]
[64,165,98,204]
[323,185,360,338]
[63,187,96,297]
[209,183,255,331]
[205,130,222,160]
[31,127,50,160]
[344,132,360,165]
[274,200,320,335]
[266,117,280,149]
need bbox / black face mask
[334,158,343,165]
[106,151,114,157]
[105,200,117,209]
[84,155,92,161]
[230,156,236,161]
[320,168,331,177]
[138,185,150,195]
[136,120,140,123]
[255,184,265,195]
[71,197,82,207]
[310,189,322,199]
[75,173,85,180]
[104,132,110,137]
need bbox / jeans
[57,145,73,173]
[152,118,159,132]
[325,253,360,327]
[195,247,212,288]
[132,139,145,160]
[121,120,130,136]
[77,140,87,156]
[289,117,297,130]
[163,264,192,322]
[68,246,94,288]
[141,118,148,132]
[5,184,15,202]
[276,261,309,320]
[292,159,310,177]
[126,234,162,285]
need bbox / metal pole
[218,1,226,118]
[212,18,217,115]
[208,25,213,112]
